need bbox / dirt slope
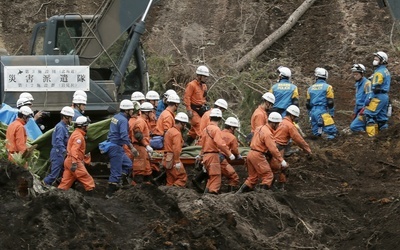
[1,0,400,249]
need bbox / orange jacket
[200,123,231,157]
[6,118,27,154]
[250,124,283,162]
[66,128,87,164]
[250,105,268,132]
[128,115,139,142]
[184,79,207,110]
[132,115,151,146]
[274,117,311,153]
[221,129,240,156]
[199,110,211,133]
[153,107,175,136]
[148,110,157,132]
[163,126,183,164]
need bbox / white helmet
[196,65,210,76]
[19,92,34,101]
[72,95,87,104]
[277,66,291,78]
[131,91,145,101]
[73,90,87,99]
[164,89,177,98]
[268,112,282,123]
[19,106,34,116]
[214,99,228,110]
[374,51,388,63]
[351,64,366,73]
[75,116,89,127]
[209,108,222,118]
[286,105,300,117]
[262,92,275,104]
[16,97,32,108]
[146,90,160,101]
[60,106,75,117]
[140,102,154,112]
[167,94,180,104]
[315,67,328,79]
[120,99,134,110]
[175,112,189,123]
[225,117,239,128]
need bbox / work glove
[281,160,288,168]
[130,146,139,157]
[229,154,235,161]
[237,154,243,160]
[146,145,153,154]
[187,110,193,119]
[71,163,78,172]
[174,162,181,170]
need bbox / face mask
[373,60,380,66]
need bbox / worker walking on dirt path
[351,52,391,137]
[269,66,299,116]
[246,92,275,144]
[151,94,180,149]
[5,106,35,165]
[132,102,154,184]
[58,116,94,193]
[237,112,287,193]
[43,106,74,186]
[156,89,177,119]
[270,106,311,191]
[192,116,241,193]
[162,112,189,187]
[184,65,210,146]
[199,109,235,194]
[306,67,337,139]
[105,100,138,199]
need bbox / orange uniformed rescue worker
[58,116,95,193]
[152,94,180,139]
[199,99,228,135]
[237,112,287,193]
[247,92,275,144]
[270,105,311,190]
[132,102,154,183]
[5,106,34,164]
[184,65,209,145]
[145,90,160,132]
[199,108,235,194]
[162,112,189,187]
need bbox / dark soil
[1,0,400,249]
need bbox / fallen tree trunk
[233,0,317,71]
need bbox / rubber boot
[235,183,251,194]
[192,171,209,193]
[105,183,118,199]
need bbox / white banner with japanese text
[3,66,90,91]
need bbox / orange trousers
[132,144,152,176]
[244,150,274,189]
[166,161,187,187]
[203,153,221,193]
[188,111,201,139]
[58,157,95,191]
[269,149,287,183]
[220,159,239,186]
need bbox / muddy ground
[1,0,400,249]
